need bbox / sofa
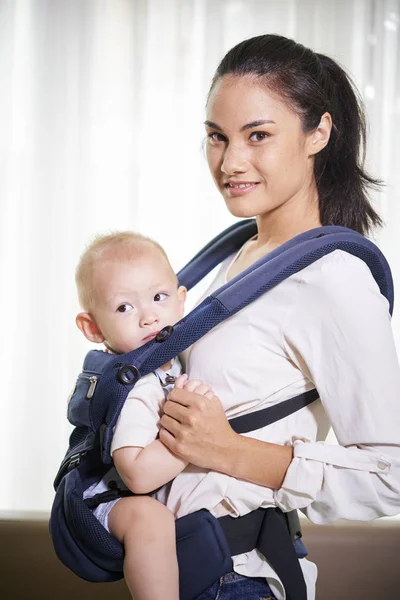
[0,513,399,599]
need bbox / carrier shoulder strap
[87,223,393,461]
[110,223,394,378]
[177,219,258,290]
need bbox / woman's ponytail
[315,54,382,235]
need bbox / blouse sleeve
[274,250,400,523]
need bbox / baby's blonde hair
[76,231,172,312]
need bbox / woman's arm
[274,251,400,521]
[160,252,400,521]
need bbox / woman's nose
[221,143,247,175]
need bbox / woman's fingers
[159,413,181,435]
[161,387,237,469]
[163,388,199,420]
[159,426,183,458]
[166,386,195,408]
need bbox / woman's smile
[225,181,260,197]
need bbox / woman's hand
[159,376,239,470]
[160,376,293,488]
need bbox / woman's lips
[224,182,259,197]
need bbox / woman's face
[205,75,318,221]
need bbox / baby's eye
[207,132,227,143]
[154,293,168,302]
[249,131,269,142]
[117,304,133,313]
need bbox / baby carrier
[50,220,394,600]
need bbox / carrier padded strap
[219,507,307,600]
[215,229,393,315]
[115,228,393,381]
[177,219,257,291]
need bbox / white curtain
[0,0,399,513]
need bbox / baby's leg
[109,495,179,600]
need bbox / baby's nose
[140,312,158,327]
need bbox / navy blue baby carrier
[50,220,394,600]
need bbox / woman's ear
[308,112,332,155]
[76,313,105,344]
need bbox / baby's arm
[113,375,214,495]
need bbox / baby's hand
[174,374,214,400]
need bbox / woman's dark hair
[209,34,382,235]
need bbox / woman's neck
[254,190,321,253]
[227,188,321,281]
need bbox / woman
[158,34,400,599]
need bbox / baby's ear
[76,313,105,344]
[178,285,187,305]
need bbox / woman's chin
[224,200,263,219]
[221,188,269,219]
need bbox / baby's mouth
[142,332,158,343]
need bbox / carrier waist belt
[219,507,306,600]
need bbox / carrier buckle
[118,364,140,385]
[53,451,86,489]
[156,325,174,342]
[68,453,82,470]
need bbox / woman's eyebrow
[204,119,276,131]
[240,119,275,131]
[204,120,222,130]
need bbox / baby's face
[90,250,186,354]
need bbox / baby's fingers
[183,379,215,397]
[174,374,188,389]
[183,379,207,393]
[189,383,213,397]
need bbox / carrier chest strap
[219,507,306,600]
[228,388,319,434]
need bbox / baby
[75,231,214,600]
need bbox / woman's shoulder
[288,248,389,318]
[195,248,386,314]
[297,248,378,290]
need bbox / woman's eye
[208,132,227,143]
[249,131,269,142]
[154,293,168,302]
[117,304,133,313]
